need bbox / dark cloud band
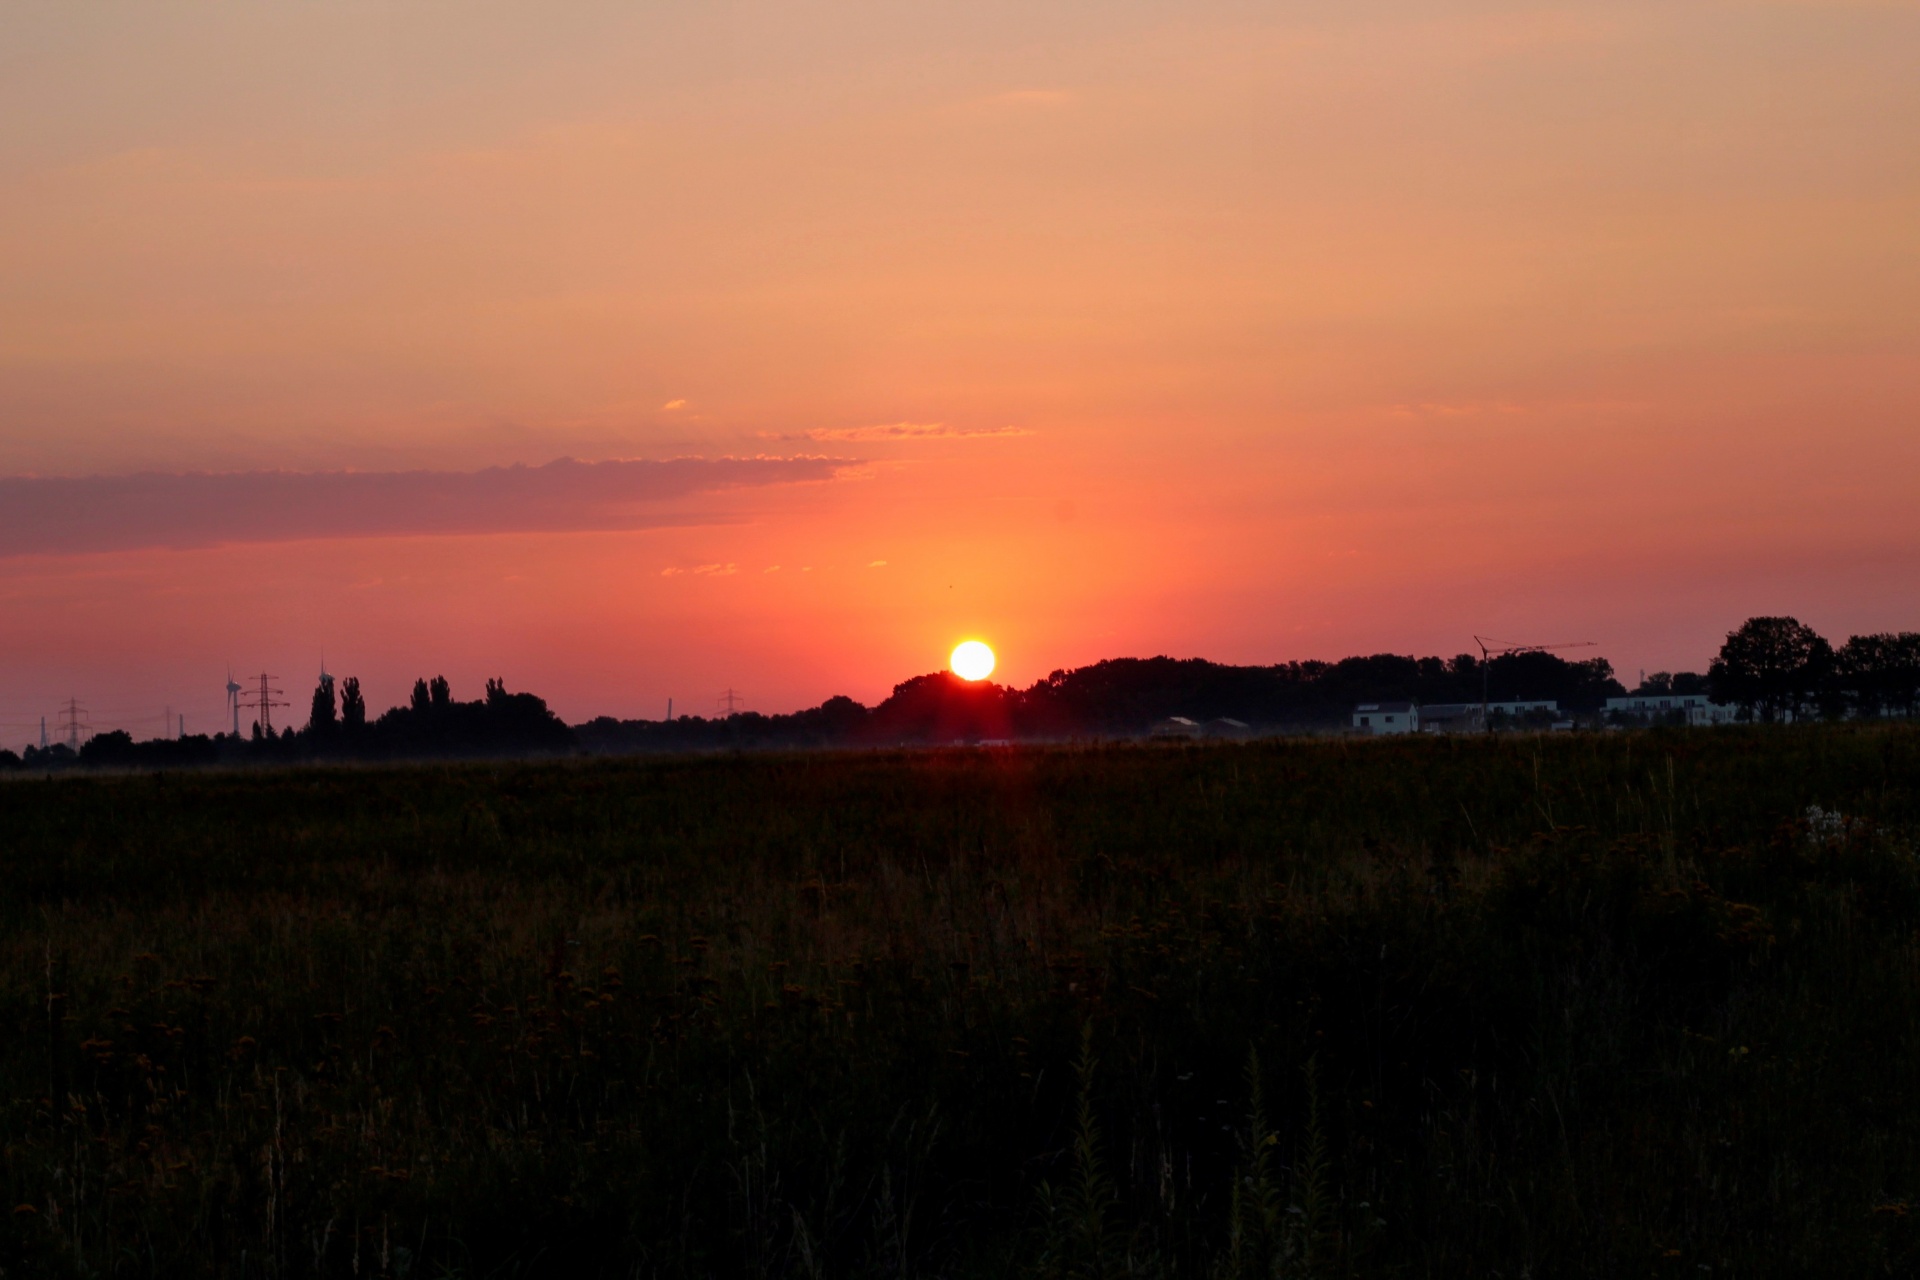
[0,456,852,556]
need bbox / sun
[950,640,996,681]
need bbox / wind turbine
[226,666,243,737]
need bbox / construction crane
[1472,635,1598,727]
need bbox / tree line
[2,674,570,771]
[1706,616,1920,723]
[577,648,1634,751]
[4,616,1913,769]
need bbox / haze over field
[2,0,1916,736]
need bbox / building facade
[1352,702,1418,734]
[1604,693,1737,726]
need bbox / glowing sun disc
[950,640,996,681]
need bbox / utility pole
[719,688,743,717]
[39,716,47,751]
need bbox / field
[4,726,1920,1278]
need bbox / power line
[56,697,89,750]
[718,687,743,716]
[235,673,289,737]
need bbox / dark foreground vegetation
[5,725,1920,1277]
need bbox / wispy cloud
[0,456,854,557]
[767,423,1030,443]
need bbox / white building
[1487,700,1558,717]
[1418,703,1483,733]
[1353,702,1418,734]
[1604,693,1736,726]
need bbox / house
[1486,700,1558,717]
[1352,702,1417,734]
[1604,693,1736,726]
[1150,716,1200,739]
[1417,703,1484,734]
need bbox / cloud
[868,560,888,568]
[661,399,687,410]
[771,423,1031,443]
[0,456,855,557]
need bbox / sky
[1,0,1916,740]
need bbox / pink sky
[2,0,1916,741]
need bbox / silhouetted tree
[79,730,135,765]
[1483,653,1624,712]
[24,742,76,768]
[341,677,366,731]
[1837,633,1920,719]
[411,679,432,714]
[1632,670,1707,697]
[1709,616,1833,723]
[309,676,338,735]
[430,675,452,711]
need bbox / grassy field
[4,726,1920,1278]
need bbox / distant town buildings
[1488,700,1558,717]
[1351,700,1566,735]
[1150,716,1250,741]
[1415,704,1483,733]
[1351,691,1740,734]
[1352,702,1418,734]
[1603,692,1736,726]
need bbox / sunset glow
[0,1,1916,740]
[950,641,996,683]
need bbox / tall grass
[3,725,1919,1276]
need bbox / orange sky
[2,0,1917,739]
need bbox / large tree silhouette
[341,677,366,732]
[1709,616,1833,722]
[1837,633,1920,719]
[308,675,337,736]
